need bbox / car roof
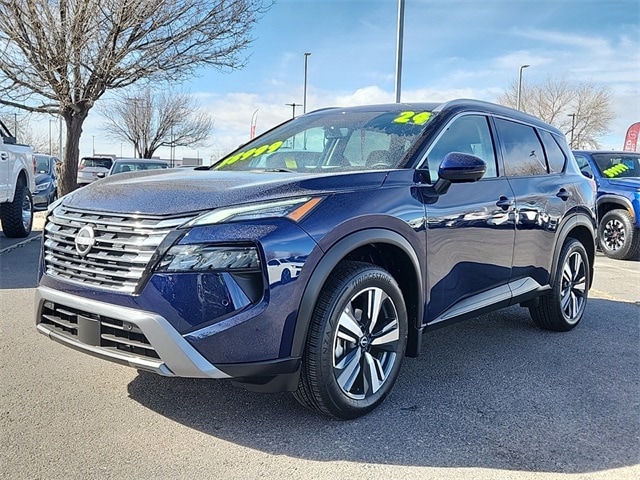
[307,99,562,136]
[113,158,168,164]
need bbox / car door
[493,118,569,288]
[423,114,516,324]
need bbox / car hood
[605,177,640,189]
[61,169,388,216]
[35,173,52,184]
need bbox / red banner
[623,122,640,152]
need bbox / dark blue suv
[573,150,640,260]
[36,100,596,419]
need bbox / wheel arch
[291,228,424,359]
[551,214,596,290]
[597,195,634,222]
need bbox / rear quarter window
[538,130,566,173]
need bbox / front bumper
[36,285,231,378]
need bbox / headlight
[184,197,323,227]
[155,245,260,272]
[36,181,51,192]
[47,195,65,213]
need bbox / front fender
[290,228,424,359]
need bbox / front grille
[43,206,193,293]
[40,301,159,360]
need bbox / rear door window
[495,119,547,176]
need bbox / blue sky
[79,0,639,162]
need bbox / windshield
[592,153,640,178]
[35,155,50,174]
[214,109,433,173]
[80,157,113,169]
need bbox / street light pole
[394,0,405,103]
[516,64,530,111]
[568,113,576,148]
[303,53,311,114]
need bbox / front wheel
[529,238,590,331]
[0,183,33,238]
[293,261,408,419]
[598,209,640,260]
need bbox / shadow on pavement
[127,300,640,474]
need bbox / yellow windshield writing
[392,111,431,126]
[216,140,284,168]
[603,164,629,178]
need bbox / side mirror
[96,172,106,178]
[580,170,593,179]
[432,152,486,194]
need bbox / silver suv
[76,156,113,185]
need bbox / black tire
[529,238,590,331]
[598,209,640,260]
[281,268,292,284]
[0,182,33,238]
[293,261,407,419]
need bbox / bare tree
[99,88,213,160]
[0,111,51,153]
[0,0,271,195]
[498,77,615,149]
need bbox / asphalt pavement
[0,222,638,480]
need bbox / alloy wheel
[21,191,32,232]
[602,218,625,251]
[560,251,587,323]
[332,286,400,399]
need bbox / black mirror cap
[438,152,487,183]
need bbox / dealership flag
[623,122,640,152]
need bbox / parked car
[76,156,114,185]
[99,158,169,177]
[573,150,640,260]
[0,118,35,237]
[36,100,596,419]
[33,154,59,211]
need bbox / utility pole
[286,103,301,118]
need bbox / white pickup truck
[0,119,35,237]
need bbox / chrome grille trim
[43,205,195,293]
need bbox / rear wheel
[598,209,640,260]
[0,182,33,238]
[529,238,590,331]
[293,261,407,419]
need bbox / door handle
[496,196,513,210]
[556,188,572,201]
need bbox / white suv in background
[76,156,114,186]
